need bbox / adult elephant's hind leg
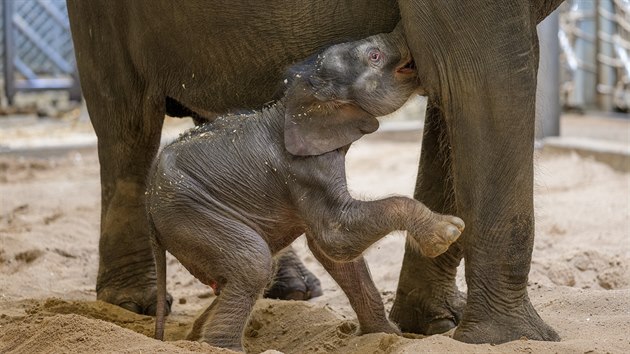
[389,101,466,335]
[88,88,168,315]
[264,246,323,300]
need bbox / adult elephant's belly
[124,0,400,115]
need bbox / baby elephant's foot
[412,215,464,258]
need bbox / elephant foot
[264,248,323,300]
[389,284,465,335]
[454,297,560,344]
[97,257,173,316]
[98,284,173,316]
[411,215,464,258]
[357,320,401,336]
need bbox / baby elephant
[147,26,464,351]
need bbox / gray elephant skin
[67,0,564,344]
[148,29,464,350]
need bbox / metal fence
[559,0,630,112]
[1,0,79,105]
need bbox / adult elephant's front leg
[91,94,169,315]
[68,1,171,316]
[398,1,560,343]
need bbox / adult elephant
[67,0,564,344]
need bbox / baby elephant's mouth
[396,57,416,75]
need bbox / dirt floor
[0,120,629,353]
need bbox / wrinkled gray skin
[148,29,464,350]
[67,0,565,345]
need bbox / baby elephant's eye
[368,49,382,63]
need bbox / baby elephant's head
[311,28,417,117]
[284,26,418,156]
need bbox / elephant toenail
[446,225,461,239]
[425,318,457,335]
[452,217,465,230]
[119,301,142,314]
[145,302,158,316]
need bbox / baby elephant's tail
[150,219,167,340]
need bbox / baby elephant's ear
[284,87,379,156]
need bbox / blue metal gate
[1,0,80,105]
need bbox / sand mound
[0,313,230,354]
[2,293,629,354]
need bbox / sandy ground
[1,124,629,353]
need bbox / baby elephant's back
[150,112,292,228]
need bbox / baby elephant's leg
[409,212,465,258]
[315,197,464,261]
[376,198,464,258]
[181,224,273,351]
[187,296,218,341]
[189,285,262,351]
[307,237,399,335]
